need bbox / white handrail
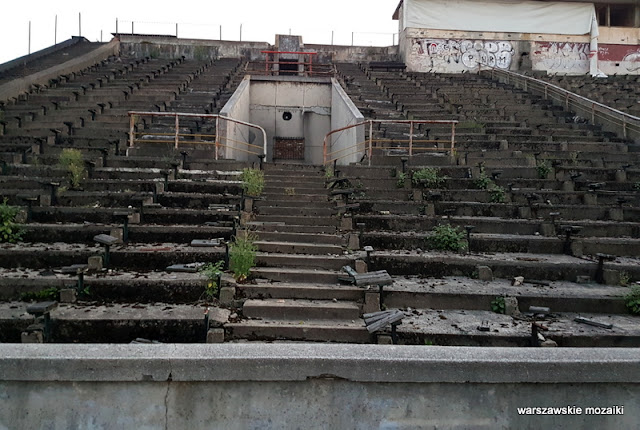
[127,111,268,158]
[478,65,640,140]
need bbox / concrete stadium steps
[225,319,370,343]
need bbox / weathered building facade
[394,0,640,75]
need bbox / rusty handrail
[478,65,640,140]
[323,119,458,166]
[127,111,268,160]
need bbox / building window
[596,4,638,27]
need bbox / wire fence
[115,20,398,47]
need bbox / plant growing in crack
[428,224,467,252]
[491,296,506,314]
[240,168,264,197]
[199,260,225,301]
[0,198,23,243]
[58,148,87,189]
[412,167,446,188]
[229,231,258,282]
[624,286,640,315]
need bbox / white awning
[402,0,596,35]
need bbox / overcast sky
[1,1,400,64]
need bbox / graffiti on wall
[411,39,515,70]
[532,42,590,72]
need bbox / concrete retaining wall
[118,34,398,64]
[0,344,638,429]
[331,78,365,165]
[0,39,121,104]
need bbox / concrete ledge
[1,344,639,383]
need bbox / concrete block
[240,211,252,225]
[355,260,368,274]
[412,190,423,202]
[562,181,574,192]
[377,334,393,344]
[88,255,103,272]
[539,223,555,237]
[109,228,124,243]
[363,292,381,314]
[348,234,359,250]
[244,198,253,213]
[340,216,352,231]
[219,287,236,306]
[540,339,558,347]
[154,182,165,194]
[524,157,536,167]
[207,307,231,328]
[206,328,224,344]
[477,266,493,281]
[424,204,435,217]
[21,331,43,343]
[576,275,592,284]
[518,207,532,219]
[583,193,597,206]
[570,240,583,257]
[128,213,141,224]
[615,170,627,183]
[603,269,620,286]
[59,288,77,303]
[609,208,624,222]
[39,194,51,206]
[499,140,508,150]
[504,297,519,316]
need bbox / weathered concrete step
[261,192,325,202]
[256,253,353,270]
[396,309,640,347]
[0,301,227,343]
[247,222,337,235]
[20,223,232,244]
[255,199,329,209]
[264,174,326,184]
[255,241,343,255]
[237,282,362,301]
[225,319,370,343]
[254,215,338,227]
[0,243,224,270]
[384,276,629,314]
[251,267,340,284]
[254,231,343,245]
[370,251,640,283]
[257,206,335,217]
[243,298,361,320]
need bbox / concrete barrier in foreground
[0,344,638,429]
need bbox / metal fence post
[174,114,179,149]
[368,121,373,167]
[215,116,220,160]
[129,115,135,147]
[409,121,414,157]
[450,122,456,157]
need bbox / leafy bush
[324,166,334,178]
[0,198,23,243]
[229,232,258,282]
[491,296,506,314]
[489,185,506,203]
[473,166,492,190]
[240,168,265,197]
[396,172,407,188]
[58,148,86,189]
[429,224,466,252]
[625,286,640,315]
[634,182,640,191]
[537,161,552,179]
[199,260,224,301]
[412,167,446,188]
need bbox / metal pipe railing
[323,119,458,166]
[479,65,640,142]
[127,111,268,160]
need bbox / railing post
[128,114,135,147]
[368,120,373,167]
[215,116,220,161]
[409,121,414,157]
[323,136,327,165]
[450,122,456,157]
[174,114,179,149]
[544,85,548,100]
[623,115,627,139]
[591,103,595,123]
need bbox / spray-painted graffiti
[533,42,589,72]
[622,51,640,72]
[411,39,515,70]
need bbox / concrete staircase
[226,163,370,343]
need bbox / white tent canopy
[401,0,596,35]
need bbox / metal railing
[479,66,640,142]
[127,111,267,160]
[323,119,458,166]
